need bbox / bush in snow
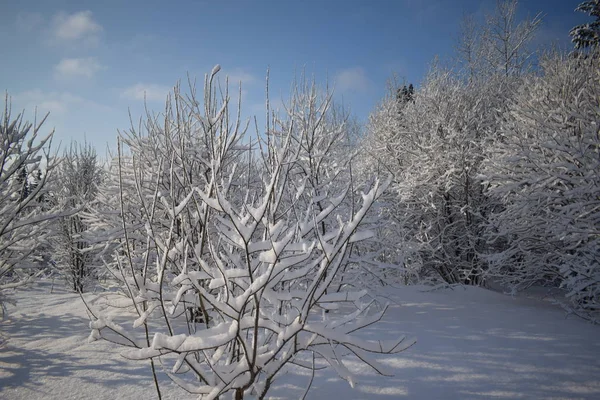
[483,50,600,321]
[85,67,415,399]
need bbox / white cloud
[121,83,171,102]
[15,12,43,33]
[54,57,104,79]
[11,89,113,117]
[51,11,102,44]
[11,90,84,116]
[334,67,371,94]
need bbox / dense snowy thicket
[363,1,599,319]
[483,52,600,320]
[366,69,515,286]
[363,0,539,288]
[83,68,414,399]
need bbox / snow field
[1,281,599,399]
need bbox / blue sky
[0,0,584,154]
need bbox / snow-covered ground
[1,281,599,399]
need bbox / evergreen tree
[570,1,600,50]
[396,84,414,104]
[16,167,29,202]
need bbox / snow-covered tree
[480,0,542,77]
[455,0,541,80]
[85,67,414,399]
[455,14,486,82]
[51,142,104,292]
[483,51,600,321]
[0,99,59,289]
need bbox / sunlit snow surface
[1,281,599,399]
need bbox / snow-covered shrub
[483,51,600,321]
[0,98,61,298]
[275,76,399,289]
[85,67,415,399]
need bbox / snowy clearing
[1,281,599,400]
